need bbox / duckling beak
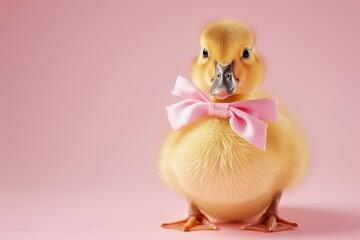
[211,62,237,100]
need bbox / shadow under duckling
[159,19,309,232]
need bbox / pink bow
[166,76,279,150]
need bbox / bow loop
[166,99,209,130]
[171,76,211,102]
[230,98,278,122]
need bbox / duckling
[159,19,309,232]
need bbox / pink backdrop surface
[1,0,360,239]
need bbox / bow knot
[166,76,279,150]
[209,102,229,118]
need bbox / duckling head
[192,19,264,102]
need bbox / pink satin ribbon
[166,76,279,150]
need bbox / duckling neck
[211,93,254,103]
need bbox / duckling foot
[161,199,217,232]
[161,213,217,232]
[241,212,298,232]
[241,191,298,232]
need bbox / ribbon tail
[228,111,268,150]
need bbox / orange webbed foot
[241,212,298,232]
[161,214,217,232]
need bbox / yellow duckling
[159,19,309,232]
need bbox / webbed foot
[241,212,298,232]
[161,213,217,232]
[241,191,298,232]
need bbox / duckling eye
[202,48,209,58]
[242,48,251,59]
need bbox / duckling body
[160,101,308,222]
[159,19,309,232]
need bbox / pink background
[1,0,360,239]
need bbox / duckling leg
[161,198,217,232]
[241,192,298,232]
